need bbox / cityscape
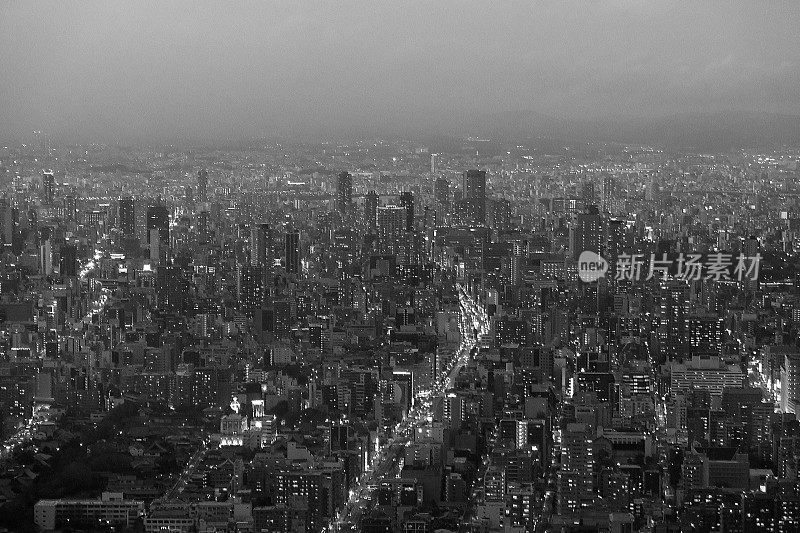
[2,2,800,533]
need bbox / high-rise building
[146,205,169,245]
[119,198,135,237]
[197,169,209,203]
[601,175,617,213]
[377,205,406,255]
[336,171,352,214]
[149,229,162,264]
[742,236,760,292]
[196,209,211,245]
[435,178,450,209]
[571,205,604,260]
[365,191,378,229]
[41,170,55,205]
[645,173,658,201]
[581,180,595,203]
[658,280,691,362]
[184,185,194,207]
[557,422,594,514]
[63,195,77,221]
[781,351,800,417]
[462,170,486,226]
[156,266,188,313]
[251,223,272,267]
[400,191,414,231]
[285,231,301,275]
[0,199,13,245]
[670,355,745,409]
[330,424,350,452]
[606,218,626,278]
[489,198,511,230]
[60,244,77,277]
[39,239,52,275]
[237,265,265,312]
[685,312,724,355]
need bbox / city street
[327,284,488,532]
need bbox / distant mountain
[490,110,800,152]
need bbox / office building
[571,205,604,260]
[238,265,265,312]
[155,266,189,314]
[60,244,77,277]
[377,206,406,255]
[285,231,301,275]
[119,198,135,237]
[435,178,449,210]
[602,175,617,213]
[337,171,352,214]
[400,191,414,231]
[251,223,272,267]
[34,493,144,531]
[461,169,486,226]
[41,170,55,205]
[365,191,378,229]
[197,169,209,203]
[147,205,169,245]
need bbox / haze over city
[2,1,800,143]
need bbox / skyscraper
[557,423,594,514]
[41,170,55,205]
[685,312,724,355]
[377,205,406,256]
[156,266,189,313]
[63,195,77,221]
[435,178,450,208]
[659,280,691,362]
[39,238,53,275]
[462,170,486,226]
[0,199,13,245]
[147,205,169,245]
[571,205,604,260]
[743,236,760,292]
[119,198,135,237]
[237,265,265,312]
[196,210,211,245]
[60,244,77,277]
[365,191,378,229]
[251,223,272,267]
[285,231,301,275]
[336,171,352,214]
[581,180,595,204]
[149,229,162,263]
[399,191,414,231]
[606,218,626,280]
[197,169,209,203]
[601,175,617,213]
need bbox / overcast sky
[1,1,799,141]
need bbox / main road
[1,241,112,462]
[326,284,488,532]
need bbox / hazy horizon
[2,1,800,143]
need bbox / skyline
[2,1,800,143]
[2,132,800,532]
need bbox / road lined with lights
[164,444,209,500]
[327,284,489,532]
[1,243,111,462]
